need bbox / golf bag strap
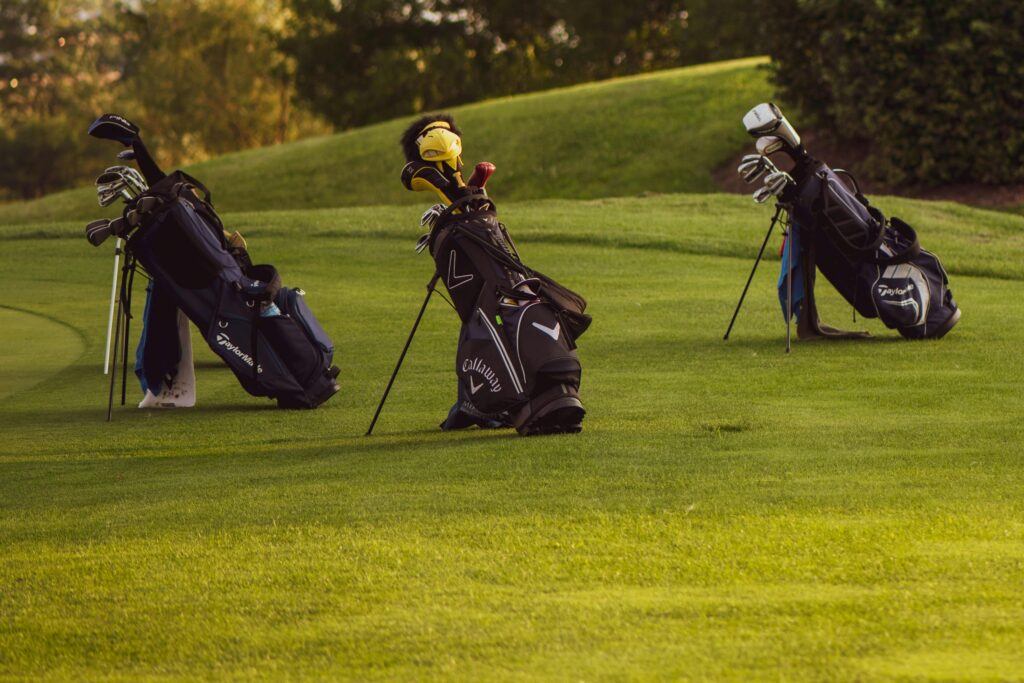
[435,192,496,224]
[170,172,213,206]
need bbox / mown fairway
[2,194,1023,680]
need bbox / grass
[0,58,771,226]
[2,193,1023,680]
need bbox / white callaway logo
[532,321,560,341]
[447,252,473,290]
[461,357,502,393]
[215,332,263,373]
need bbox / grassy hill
[0,57,770,226]
[2,194,1024,678]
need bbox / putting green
[0,307,85,402]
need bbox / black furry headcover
[400,114,462,162]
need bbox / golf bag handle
[815,171,920,266]
[832,168,861,195]
[171,172,213,205]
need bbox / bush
[762,0,1024,186]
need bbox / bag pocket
[277,287,334,357]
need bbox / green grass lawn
[0,57,770,226]
[2,194,1023,680]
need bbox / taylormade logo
[216,332,263,373]
[461,358,502,393]
[878,282,915,297]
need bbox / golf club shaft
[121,262,132,405]
[103,239,123,374]
[723,205,782,340]
[785,219,793,354]
[366,273,441,435]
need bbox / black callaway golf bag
[117,171,340,408]
[784,160,960,339]
[429,193,590,434]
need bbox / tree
[278,0,763,129]
[763,0,1024,186]
[0,0,125,198]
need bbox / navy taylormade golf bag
[429,194,590,435]
[785,161,960,339]
[116,171,340,408]
[733,102,960,343]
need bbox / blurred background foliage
[0,0,759,200]
[764,0,1024,187]
[2,0,1021,201]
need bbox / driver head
[88,113,140,146]
[743,103,801,150]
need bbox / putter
[366,273,441,435]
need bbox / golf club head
[420,203,445,228]
[117,149,136,161]
[97,166,148,196]
[752,186,774,204]
[764,170,795,196]
[738,154,777,184]
[743,103,801,150]
[755,136,786,157]
[88,113,140,146]
[468,162,495,189]
[86,219,113,246]
[96,185,131,207]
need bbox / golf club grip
[468,162,495,188]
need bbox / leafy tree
[0,0,124,198]
[278,0,763,128]
[119,0,329,166]
[763,0,1024,186]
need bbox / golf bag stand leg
[724,205,783,340]
[120,257,137,406]
[366,272,440,435]
[103,238,123,375]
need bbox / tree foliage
[763,0,1024,186]
[278,0,762,129]
[0,0,760,198]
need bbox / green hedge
[762,0,1024,186]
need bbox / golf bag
[427,194,590,435]
[120,171,340,408]
[783,159,960,339]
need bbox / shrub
[762,0,1024,186]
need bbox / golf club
[468,162,495,189]
[743,103,805,160]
